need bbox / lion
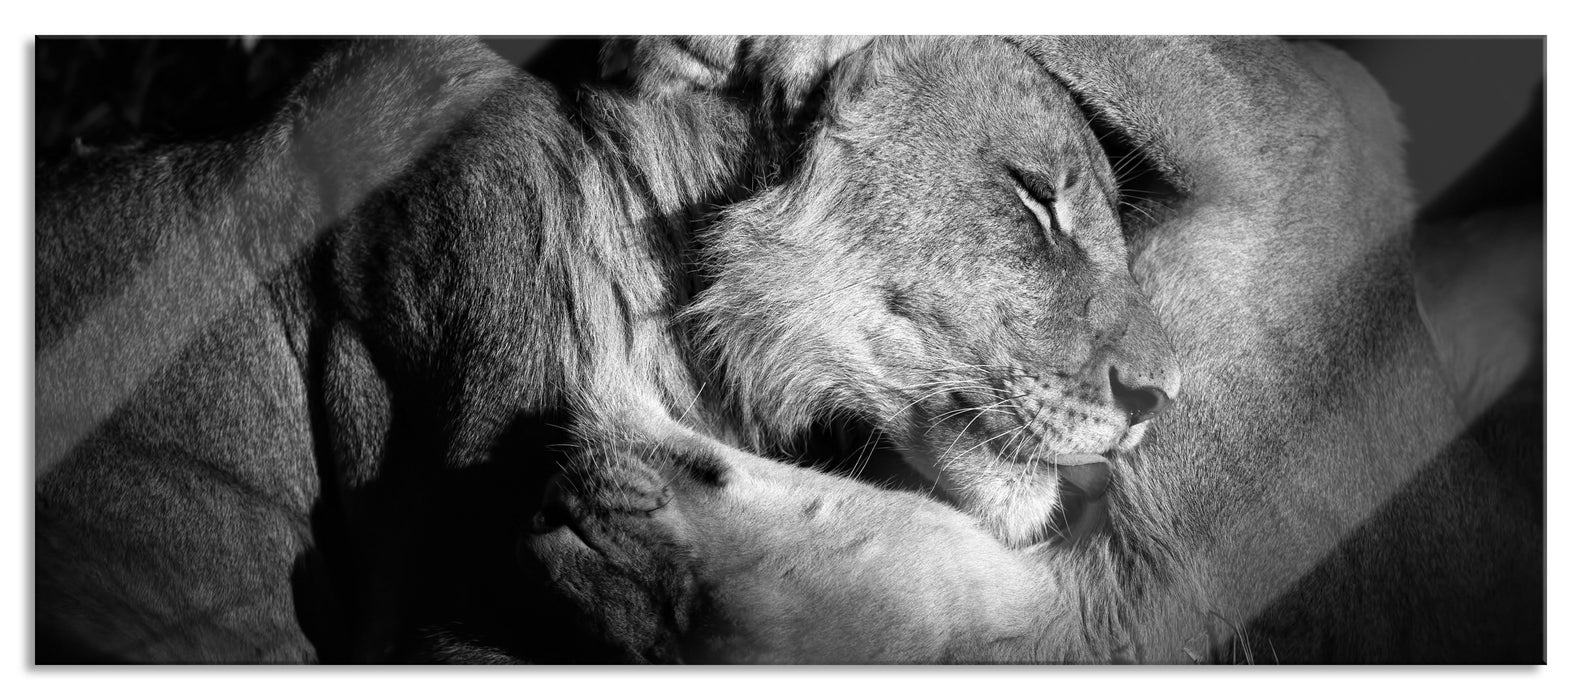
[526,36,1543,663]
[36,33,1172,663]
[36,35,793,663]
[40,34,848,662]
[509,35,1188,662]
[35,36,1541,664]
[635,36,1181,552]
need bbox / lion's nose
[1108,366,1174,426]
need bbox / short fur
[545,36,1543,663]
[680,37,1182,547]
[1012,36,1541,662]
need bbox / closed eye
[1009,169,1067,239]
[1014,178,1055,235]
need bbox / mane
[674,39,939,451]
[327,72,776,466]
[550,88,766,419]
[679,168,861,450]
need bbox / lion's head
[686,36,1182,547]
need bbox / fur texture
[45,35,1162,663]
[515,37,1188,663]
[551,36,1542,663]
[34,36,1542,664]
[36,37,770,662]
[1005,36,1540,662]
[36,38,520,662]
[683,37,1182,547]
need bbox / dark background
[1322,37,1543,206]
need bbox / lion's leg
[520,426,1094,664]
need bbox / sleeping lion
[528,36,1543,663]
[450,34,1179,661]
[680,36,1182,549]
[36,34,1169,662]
[517,34,1179,663]
[35,36,1540,663]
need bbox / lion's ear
[606,36,871,109]
[743,36,873,123]
[602,37,744,93]
[608,36,874,143]
[811,40,886,131]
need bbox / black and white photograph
[25,27,1549,671]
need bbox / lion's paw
[518,442,721,663]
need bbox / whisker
[931,404,999,477]
[922,391,1033,432]
[995,404,1046,466]
[880,381,996,425]
[844,425,886,481]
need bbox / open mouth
[1040,453,1113,546]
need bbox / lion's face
[692,37,1181,547]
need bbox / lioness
[676,36,1182,547]
[534,36,1544,663]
